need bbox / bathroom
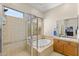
[0,3,79,56]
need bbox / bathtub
[32,39,51,47]
[27,37,53,56]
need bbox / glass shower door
[26,14,43,56]
[0,17,2,55]
[31,17,43,56]
[31,17,38,56]
[26,15,32,56]
[26,15,38,56]
[77,16,79,56]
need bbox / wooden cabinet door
[64,42,77,56]
[54,39,64,53]
[57,40,64,53]
[78,43,79,56]
[53,39,59,51]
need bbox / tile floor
[0,53,1,56]
[14,51,64,56]
[0,49,64,56]
[50,52,64,56]
[14,51,30,56]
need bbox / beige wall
[44,3,77,36]
[78,4,79,15]
[0,5,3,16]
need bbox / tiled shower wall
[3,16,27,55]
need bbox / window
[4,7,23,18]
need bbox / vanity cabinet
[54,39,78,56]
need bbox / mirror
[55,17,78,39]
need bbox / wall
[78,4,79,15]
[78,4,79,29]
[44,3,77,36]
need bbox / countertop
[53,36,79,43]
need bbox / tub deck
[26,39,53,56]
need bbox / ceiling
[28,3,62,12]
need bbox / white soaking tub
[32,39,51,47]
[27,37,53,56]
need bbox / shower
[25,14,43,56]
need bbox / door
[54,39,64,53]
[0,17,2,54]
[64,42,77,56]
[27,15,38,56]
[26,15,43,56]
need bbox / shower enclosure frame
[26,14,44,56]
[0,5,5,56]
[0,16,2,55]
